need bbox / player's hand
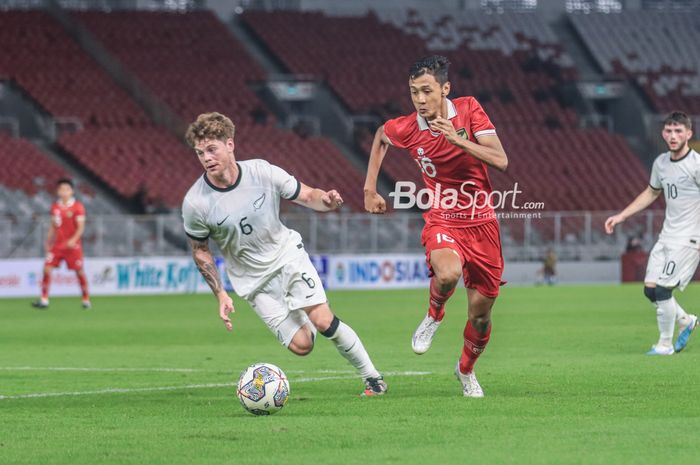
[66,238,77,249]
[604,214,624,235]
[217,293,235,331]
[429,116,460,145]
[322,190,344,210]
[364,190,386,214]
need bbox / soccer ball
[236,363,290,416]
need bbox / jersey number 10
[666,183,678,199]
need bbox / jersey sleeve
[383,117,410,149]
[268,163,301,200]
[182,197,210,241]
[469,98,496,139]
[649,159,662,190]
[75,202,86,219]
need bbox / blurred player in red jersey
[32,179,91,309]
[364,56,508,397]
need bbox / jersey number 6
[419,157,437,178]
[301,272,316,288]
[239,217,253,235]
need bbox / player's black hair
[663,111,692,130]
[409,55,451,85]
[56,178,74,188]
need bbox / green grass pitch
[1,284,699,465]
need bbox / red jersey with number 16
[383,96,497,227]
[50,198,86,250]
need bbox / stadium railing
[1,210,667,261]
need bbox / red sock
[459,321,491,374]
[41,270,51,300]
[77,272,89,300]
[428,276,455,322]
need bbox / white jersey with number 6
[182,159,305,298]
[649,149,700,249]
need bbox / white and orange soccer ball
[236,363,290,415]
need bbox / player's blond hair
[185,112,236,148]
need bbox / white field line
[0,371,432,400]
[0,367,367,374]
[0,366,203,373]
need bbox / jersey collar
[204,163,242,192]
[416,98,457,131]
[669,148,693,163]
[58,197,76,207]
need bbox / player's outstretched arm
[188,236,235,331]
[604,186,662,234]
[292,183,344,212]
[364,125,392,214]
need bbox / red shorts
[45,247,84,271]
[421,220,504,298]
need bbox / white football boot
[454,361,484,398]
[411,314,441,355]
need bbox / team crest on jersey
[253,193,266,210]
[417,147,425,156]
[66,211,73,218]
[456,128,469,140]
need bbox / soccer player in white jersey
[181,112,387,395]
[606,111,700,355]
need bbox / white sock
[656,299,676,348]
[672,297,691,327]
[324,320,380,380]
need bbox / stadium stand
[0,133,70,197]
[0,11,149,128]
[58,126,200,208]
[242,9,650,212]
[0,8,673,215]
[0,133,117,223]
[75,10,269,127]
[74,10,367,210]
[0,10,200,208]
[570,12,700,114]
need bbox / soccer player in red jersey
[32,179,91,309]
[364,56,508,397]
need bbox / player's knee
[435,268,461,290]
[643,286,657,303]
[306,304,334,332]
[319,316,341,338]
[655,286,673,302]
[469,315,491,333]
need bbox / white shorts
[645,241,700,291]
[247,253,328,347]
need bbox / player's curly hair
[185,112,236,148]
[663,111,692,130]
[409,55,451,85]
